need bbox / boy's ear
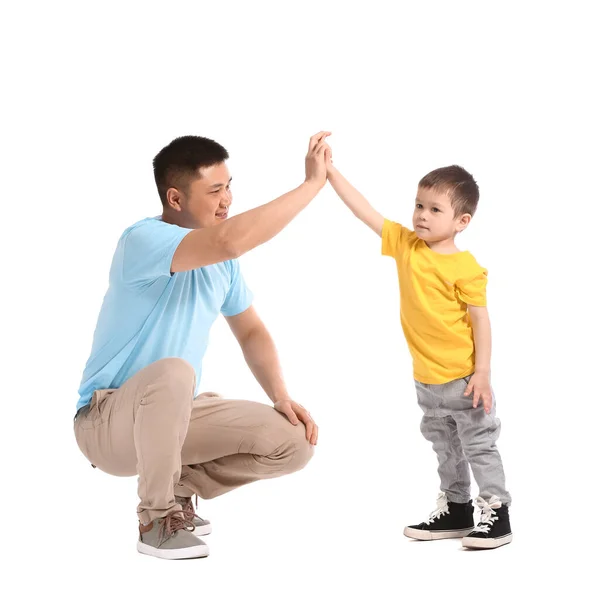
[456,213,472,232]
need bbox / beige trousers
[73,358,314,524]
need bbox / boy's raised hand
[305,131,332,189]
[322,138,336,177]
[320,135,384,236]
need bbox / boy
[325,145,512,549]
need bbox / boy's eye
[416,204,423,209]
[432,207,440,213]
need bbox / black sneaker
[462,495,513,549]
[404,492,475,540]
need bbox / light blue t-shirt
[76,217,253,410]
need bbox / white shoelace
[472,495,502,533]
[425,492,450,524]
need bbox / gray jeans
[416,375,512,506]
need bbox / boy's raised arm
[326,150,385,237]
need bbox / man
[74,131,331,560]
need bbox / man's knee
[146,358,196,398]
[296,436,315,471]
[283,424,315,473]
[152,357,195,380]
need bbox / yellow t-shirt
[382,219,487,384]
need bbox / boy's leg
[445,379,512,506]
[174,395,315,500]
[416,382,471,502]
[73,358,196,524]
[447,380,513,548]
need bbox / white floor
[13,437,593,600]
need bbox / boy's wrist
[326,165,339,179]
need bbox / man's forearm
[222,181,321,257]
[240,327,290,403]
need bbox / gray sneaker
[176,495,212,536]
[137,512,209,559]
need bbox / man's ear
[165,187,183,211]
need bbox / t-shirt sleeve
[381,218,405,257]
[121,221,193,285]
[221,259,254,317]
[455,269,488,306]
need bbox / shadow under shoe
[404,492,475,540]
[137,512,209,559]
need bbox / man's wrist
[302,179,324,194]
[271,392,292,404]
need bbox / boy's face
[412,186,470,241]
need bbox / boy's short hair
[419,165,479,217]
[153,135,229,205]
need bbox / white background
[2,1,597,598]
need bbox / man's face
[167,162,232,229]
[411,186,468,241]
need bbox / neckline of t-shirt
[419,239,470,258]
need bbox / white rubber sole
[137,540,210,559]
[404,526,475,541]
[462,533,513,549]
[193,523,212,536]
